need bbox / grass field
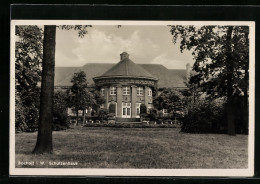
[15,127,248,169]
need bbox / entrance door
[122,103,131,118]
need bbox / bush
[15,104,27,132]
[165,119,172,123]
[15,103,39,132]
[107,113,116,119]
[53,110,70,129]
[148,108,157,121]
[53,90,70,129]
[97,109,109,122]
[140,104,147,114]
[52,123,68,131]
[84,122,179,128]
[109,104,116,114]
[180,100,226,133]
[156,118,163,124]
[15,90,40,132]
[91,110,96,116]
[140,104,148,121]
[158,111,164,118]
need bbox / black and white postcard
[10,20,255,176]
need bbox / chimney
[120,52,129,61]
[186,63,191,82]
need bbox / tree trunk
[82,109,86,126]
[226,26,236,136]
[76,110,79,126]
[33,25,56,154]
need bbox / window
[122,103,131,117]
[137,87,143,96]
[110,87,116,95]
[100,88,104,96]
[148,88,152,96]
[136,103,141,116]
[123,86,130,95]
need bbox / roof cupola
[120,52,129,61]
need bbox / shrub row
[180,100,226,134]
[179,99,248,134]
[83,122,180,128]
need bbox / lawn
[15,127,248,169]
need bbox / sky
[55,25,194,69]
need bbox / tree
[33,26,56,154]
[89,88,106,112]
[170,25,249,135]
[15,26,43,132]
[140,104,147,114]
[139,104,148,120]
[97,109,109,122]
[153,88,183,116]
[33,25,91,154]
[68,71,94,125]
[109,104,116,114]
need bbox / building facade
[55,52,191,119]
[93,52,158,118]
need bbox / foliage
[68,71,92,112]
[180,100,226,133]
[15,26,43,132]
[58,25,92,38]
[53,90,70,129]
[109,104,116,114]
[89,88,106,111]
[170,26,249,94]
[97,109,109,122]
[140,104,147,114]
[67,71,106,124]
[139,104,148,119]
[107,113,116,120]
[170,25,249,135]
[15,94,27,131]
[71,71,88,90]
[15,26,43,92]
[148,108,158,121]
[15,90,40,132]
[84,122,179,128]
[67,71,96,125]
[91,110,96,116]
[153,88,184,115]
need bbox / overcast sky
[55,25,194,69]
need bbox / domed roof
[98,52,157,80]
